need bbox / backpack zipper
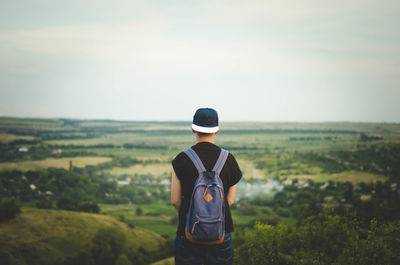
[191,219,223,234]
[191,221,199,233]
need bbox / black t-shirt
[172,142,242,235]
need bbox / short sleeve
[172,151,193,182]
[227,153,242,187]
[172,152,185,181]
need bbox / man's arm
[171,169,182,212]
[227,184,237,207]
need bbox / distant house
[18,147,29,152]
[296,179,310,188]
[320,182,330,190]
[117,177,131,185]
[51,148,62,154]
[360,194,372,202]
[282,179,293,185]
[117,180,130,185]
[160,179,170,186]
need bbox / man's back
[170,108,242,265]
[172,142,241,236]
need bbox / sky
[0,0,399,122]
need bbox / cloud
[0,23,335,81]
[1,0,398,81]
[0,0,399,121]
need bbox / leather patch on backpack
[204,193,213,203]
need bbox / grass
[44,132,194,147]
[2,118,400,264]
[281,217,297,226]
[105,163,172,177]
[321,171,388,184]
[100,203,178,239]
[282,170,388,184]
[132,219,177,238]
[0,133,36,142]
[0,208,165,264]
[0,117,63,130]
[236,158,266,179]
[151,257,175,265]
[0,156,112,171]
[73,147,177,160]
[232,214,256,226]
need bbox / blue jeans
[174,233,233,265]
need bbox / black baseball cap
[192,108,219,133]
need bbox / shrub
[276,207,291,217]
[77,201,100,213]
[57,197,76,211]
[237,201,258,215]
[135,207,143,216]
[255,214,281,226]
[92,227,126,265]
[170,215,179,225]
[0,199,21,222]
[36,199,53,209]
[0,249,15,265]
[115,254,132,265]
[118,214,126,222]
[235,210,400,265]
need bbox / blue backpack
[183,148,229,244]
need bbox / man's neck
[195,134,215,144]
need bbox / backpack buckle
[203,171,215,178]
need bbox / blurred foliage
[235,210,400,265]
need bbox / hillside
[0,208,166,265]
[1,118,400,264]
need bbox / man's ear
[215,129,220,135]
[192,129,197,134]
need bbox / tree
[57,197,76,211]
[136,207,143,216]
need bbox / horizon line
[0,115,399,125]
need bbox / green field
[1,117,400,264]
[100,203,177,239]
[237,158,267,179]
[282,170,388,184]
[0,156,112,171]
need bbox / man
[171,108,242,265]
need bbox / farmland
[1,117,400,264]
[0,156,112,171]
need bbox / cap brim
[192,124,219,133]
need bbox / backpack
[183,147,229,245]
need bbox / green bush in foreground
[235,210,400,265]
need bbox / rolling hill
[0,207,166,265]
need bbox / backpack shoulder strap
[212,149,229,175]
[184,148,206,174]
